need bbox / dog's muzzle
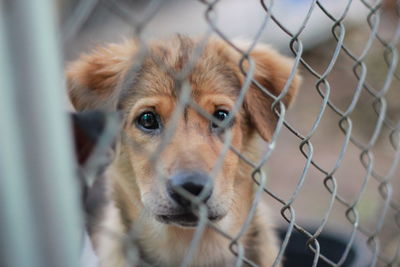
[168,171,212,207]
[158,171,215,227]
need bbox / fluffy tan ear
[66,41,137,111]
[241,44,301,141]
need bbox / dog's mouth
[156,212,222,227]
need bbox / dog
[71,110,121,267]
[66,35,300,267]
[71,110,120,235]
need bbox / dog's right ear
[66,41,137,111]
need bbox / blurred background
[1,0,398,266]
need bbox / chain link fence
[1,0,400,267]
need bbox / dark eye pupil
[212,110,229,128]
[138,112,159,130]
[215,110,228,121]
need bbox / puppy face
[67,36,300,227]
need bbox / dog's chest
[135,224,236,267]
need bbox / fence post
[0,1,82,267]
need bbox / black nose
[168,171,212,207]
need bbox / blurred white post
[0,1,82,267]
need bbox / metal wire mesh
[59,0,400,266]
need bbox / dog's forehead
[117,38,241,109]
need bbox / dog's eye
[136,112,160,131]
[211,110,229,129]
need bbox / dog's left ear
[242,44,301,141]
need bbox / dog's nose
[168,171,212,207]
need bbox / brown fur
[66,36,301,267]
